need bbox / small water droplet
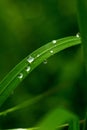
[43,59,47,64]
[18,73,23,79]
[52,40,57,44]
[27,56,34,63]
[50,50,54,53]
[25,66,31,72]
[76,32,80,38]
[37,54,40,58]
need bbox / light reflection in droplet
[25,66,31,72]
[27,56,34,63]
[18,73,23,79]
[52,40,57,44]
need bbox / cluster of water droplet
[18,39,57,79]
[18,56,35,79]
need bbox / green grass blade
[0,36,81,107]
[0,94,43,116]
[0,86,55,116]
[68,119,80,130]
[38,107,79,130]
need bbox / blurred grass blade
[77,0,87,71]
[68,119,80,130]
[38,107,79,130]
[0,86,55,116]
[83,112,87,130]
[77,0,87,123]
[0,94,43,116]
[0,36,81,107]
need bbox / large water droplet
[76,32,80,38]
[50,50,54,54]
[27,56,34,63]
[18,73,23,79]
[52,40,57,44]
[25,66,31,72]
[43,59,47,64]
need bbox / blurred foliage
[0,0,86,129]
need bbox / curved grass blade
[0,36,81,107]
[0,83,71,116]
[0,94,43,116]
[38,107,79,130]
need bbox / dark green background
[0,0,86,129]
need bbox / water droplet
[43,59,47,64]
[52,40,57,44]
[25,66,31,72]
[50,50,54,53]
[37,54,40,58]
[27,56,34,63]
[18,73,23,79]
[76,32,80,38]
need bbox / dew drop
[52,40,57,44]
[27,56,34,63]
[50,50,54,53]
[37,54,40,58]
[25,66,31,72]
[43,59,47,64]
[18,73,23,79]
[76,32,80,38]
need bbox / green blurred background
[0,0,86,129]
